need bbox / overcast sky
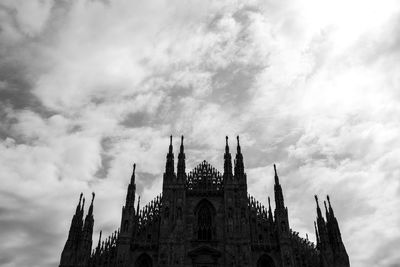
[0,0,399,266]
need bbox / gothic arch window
[195,199,215,241]
[135,253,153,267]
[198,205,212,240]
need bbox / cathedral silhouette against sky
[59,136,350,267]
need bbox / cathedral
[59,136,350,267]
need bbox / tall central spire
[125,163,136,207]
[165,135,175,177]
[274,164,285,210]
[234,135,244,179]
[177,135,186,182]
[223,136,233,181]
[274,164,280,185]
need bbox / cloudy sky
[0,0,399,266]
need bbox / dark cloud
[94,137,116,179]
[136,172,160,194]
[209,64,264,106]
[121,111,155,128]
[0,63,50,114]
[0,3,26,38]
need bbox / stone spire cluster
[117,163,139,263]
[314,195,350,267]
[60,192,95,267]
[59,135,349,267]
[224,135,247,184]
[161,135,188,187]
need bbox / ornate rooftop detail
[186,160,223,194]
[60,137,349,267]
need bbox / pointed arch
[135,253,152,267]
[194,199,216,241]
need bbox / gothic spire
[177,135,186,182]
[60,193,87,267]
[125,163,136,207]
[324,200,329,219]
[164,135,175,179]
[81,193,95,265]
[180,135,184,153]
[69,193,84,241]
[84,194,95,224]
[130,163,136,184]
[274,164,280,185]
[234,135,244,179]
[80,197,85,217]
[237,135,241,154]
[274,164,285,211]
[327,195,335,218]
[268,196,273,222]
[76,193,83,214]
[224,136,233,181]
[88,192,95,216]
[78,195,85,240]
[326,195,345,249]
[315,195,331,247]
[315,195,323,219]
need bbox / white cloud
[0,0,399,266]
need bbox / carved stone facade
[59,136,350,267]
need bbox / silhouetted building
[60,136,350,267]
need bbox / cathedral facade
[59,136,350,267]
